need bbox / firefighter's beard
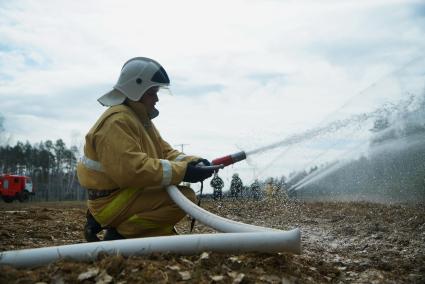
[126,100,159,120]
[150,107,159,119]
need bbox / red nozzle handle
[211,151,246,167]
[211,155,233,167]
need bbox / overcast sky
[1,0,424,189]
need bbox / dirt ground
[0,197,424,283]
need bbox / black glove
[183,160,214,183]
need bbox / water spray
[207,87,425,186]
[203,108,391,173]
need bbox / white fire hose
[0,185,301,268]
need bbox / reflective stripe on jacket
[77,103,199,190]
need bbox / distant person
[77,57,215,241]
[210,174,224,200]
[230,173,243,199]
[250,179,261,200]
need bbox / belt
[87,188,119,200]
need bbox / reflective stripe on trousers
[92,185,196,238]
[93,187,139,226]
[92,187,174,236]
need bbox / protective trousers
[88,186,196,238]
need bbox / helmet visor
[158,86,173,96]
[151,66,170,84]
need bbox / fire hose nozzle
[211,151,247,167]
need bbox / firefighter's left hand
[183,163,214,183]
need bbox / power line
[174,143,189,152]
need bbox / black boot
[84,211,102,242]
[104,228,125,241]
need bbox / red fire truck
[0,174,34,203]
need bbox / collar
[125,101,159,128]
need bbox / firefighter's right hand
[183,163,215,183]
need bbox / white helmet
[98,57,170,106]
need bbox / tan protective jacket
[77,103,199,191]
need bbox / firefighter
[230,173,243,199]
[77,57,215,241]
[210,173,224,200]
[250,179,261,200]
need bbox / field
[0,197,424,283]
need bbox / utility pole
[175,143,189,153]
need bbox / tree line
[0,139,86,201]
